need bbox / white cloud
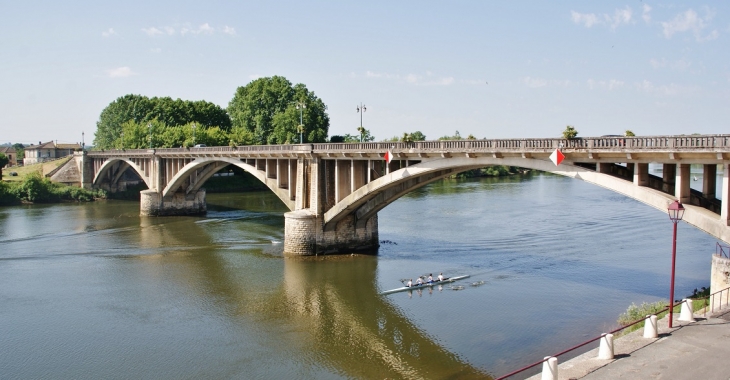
[661,8,718,41]
[650,58,691,71]
[642,4,652,24]
[222,25,236,35]
[101,28,116,37]
[142,27,165,36]
[586,79,625,90]
[571,7,633,29]
[181,23,215,36]
[571,11,600,28]
[521,76,548,88]
[107,67,136,78]
[365,71,456,86]
[635,80,698,96]
[142,23,232,37]
[605,7,633,30]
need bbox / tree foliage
[12,143,24,160]
[625,130,635,137]
[94,94,231,149]
[562,125,578,139]
[228,76,329,145]
[0,153,8,178]
[438,131,462,140]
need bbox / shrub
[617,301,668,326]
[562,125,578,139]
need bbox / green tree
[409,131,426,141]
[625,130,635,137]
[95,94,230,149]
[228,77,330,145]
[0,153,8,178]
[562,125,578,139]
[439,131,462,140]
[12,143,25,161]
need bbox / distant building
[0,146,17,167]
[23,141,81,165]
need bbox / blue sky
[1,1,728,145]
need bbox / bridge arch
[325,156,730,243]
[161,157,296,211]
[93,158,152,191]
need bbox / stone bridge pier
[283,157,380,256]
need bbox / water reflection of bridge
[136,217,490,378]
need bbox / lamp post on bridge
[148,123,152,149]
[192,123,196,147]
[295,102,306,144]
[356,103,366,143]
[667,200,685,328]
[81,131,85,151]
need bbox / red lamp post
[667,200,685,328]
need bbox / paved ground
[526,308,730,380]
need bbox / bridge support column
[140,189,207,216]
[284,210,379,256]
[722,163,730,226]
[633,163,649,187]
[703,164,717,199]
[663,164,676,193]
[676,163,691,203]
[79,151,94,189]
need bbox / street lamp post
[192,123,196,146]
[667,200,685,328]
[295,102,306,143]
[82,132,85,151]
[148,123,152,149]
[356,103,366,142]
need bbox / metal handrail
[706,287,730,315]
[717,243,730,259]
[495,301,680,380]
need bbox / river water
[0,170,722,379]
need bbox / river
[0,170,722,379]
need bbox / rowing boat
[379,275,471,295]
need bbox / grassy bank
[615,288,710,336]
[0,172,106,205]
[1,157,72,182]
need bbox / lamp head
[667,200,685,223]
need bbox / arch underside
[162,157,296,211]
[93,158,152,190]
[325,156,730,243]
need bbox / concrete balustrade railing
[87,134,730,158]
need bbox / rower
[406,279,413,287]
[427,274,433,283]
[437,273,444,282]
[416,277,423,286]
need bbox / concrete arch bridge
[58,134,730,255]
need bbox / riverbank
[526,305,730,380]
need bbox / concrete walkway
[526,308,730,380]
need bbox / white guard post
[597,333,614,360]
[541,356,558,380]
[679,298,696,322]
[643,314,658,338]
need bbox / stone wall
[284,210,379,256]
[710,254,730,310]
